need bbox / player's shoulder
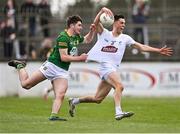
[56,31,69,42]
[121,33,133,39]
[58,31,68,38]
[121,33,130,37]
[103,28,110,33]
[100,28,111,36]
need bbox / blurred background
[0,0,179,62]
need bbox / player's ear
[70,24,75,28]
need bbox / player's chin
[121,27,124,30]
[77,29,82,34]
[76,31,81,35]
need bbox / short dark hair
[114,14,125,21]
[66,15,82,28]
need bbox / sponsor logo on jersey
[101,45,118,53]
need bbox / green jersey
[48,30,84,71]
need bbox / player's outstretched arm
[133,42,173,56]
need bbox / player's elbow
[60,55,69,62]
[140,45,150,52]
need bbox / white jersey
[87,29,136,65]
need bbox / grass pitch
[0,96,180,133]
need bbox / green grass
[0,96,180,133]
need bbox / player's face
[73,21,83,35]
[115,18,126,31]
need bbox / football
[100,13,114,27]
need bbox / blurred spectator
[0,19,16,58]
[21,0,37,36]
[18,22,28,59]
[29,42,37,59]
[38,0,52,38]
[4,0,21,59]
[132,0,150,44]
[39,38,53,60]
[4,0,18,32]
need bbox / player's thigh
[106,71,123,89]
[95,80,112,100]
[26,70,46,87]
[52,78,68,96]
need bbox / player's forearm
[140,45,160,53]
[60,55,85,62]
[93,10,102,26]
[93,10,104,34]
[134,42,160,53]
[84,30,95,44]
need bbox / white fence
[0,62,180,97]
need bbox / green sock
[17,64,25,69]
[50,113,58,117]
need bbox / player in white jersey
[68,7,173,120]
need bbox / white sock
[72,98,80,105]
[115,106,123,115]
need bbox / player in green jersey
[8,15,96,121]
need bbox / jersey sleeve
[126,35,136,47]
[56,35,69,49]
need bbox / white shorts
[99,62,119,80]
[39,61,69,81]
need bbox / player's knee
[94,97,103,104]
[55,92,65,100]
[22,83,32,90]
[96,100,102,104]
[116,83,124,92]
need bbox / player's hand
[79,53,88,61]
[159,45,173,56]
[90,23,96,32]
[101,7,114,17]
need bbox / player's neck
[112,29,122,37]
[66,28,75,36]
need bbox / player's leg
[69,80,112,117]
[106,72,134,120]
[49,78,68,121]
[19,69,46,89]
[106,72,123,110]
[79,80,112,103]
[8,60,46,89]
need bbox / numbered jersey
[48,30,84,70]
